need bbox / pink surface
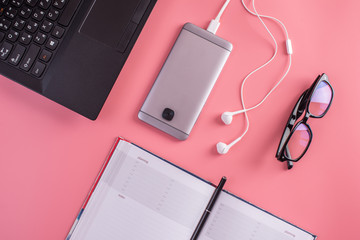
[0,0,359,239]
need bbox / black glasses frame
[276,73,334,169]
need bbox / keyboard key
[8,44,25,65]
[0,41,13,60]
[34,32,46,44]
[31,61,45,77]
[0,7,4,17]
[19,32,32,44]
[47,8,59,21]
[53,0,65,9]
[1,0,9,5]
[25,20,39,33]
[52,25,64,38]
[45,37,58,50]
[25,0,38,7]
[39,0,51,9]
[6,29,19,42]
[4,6,17,19]
[19,5,32,18]
[13,18,26,30]
[40,20,53,32]
[10,0,23,7]
[0,18,11,31]
[58,0,81,26]
[32,8,45,21]
[20,43,40,71]
[39,48,51,62]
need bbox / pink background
[1,0,359,239]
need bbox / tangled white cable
[217,0,293,154]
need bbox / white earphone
[217,0,293,154]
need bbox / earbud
[216,142,230,154]
[216,134,245,154]
[221,110,248,125]
[221,112,233,125]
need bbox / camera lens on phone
[162,108,175,121]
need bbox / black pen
[190,176,227,240]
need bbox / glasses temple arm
[285,146,294,169]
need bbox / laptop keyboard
[0,0,81,78]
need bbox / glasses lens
[309,81,332,116]
[285,123,311,160]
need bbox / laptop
[0,0,157,120]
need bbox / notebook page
[70,140,214,240]
[198,191,315,240]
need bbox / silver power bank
[138,23,232,140]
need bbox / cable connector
[207,0,231,34]
[207,19,221,34]
[286,39,293,55]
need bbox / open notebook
[67,137,316,240]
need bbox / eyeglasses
[276,73,334,169]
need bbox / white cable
[221,0,293,152]
[237,0,292,115]
[241,0,289,39]
[207,0,231,34]
[216,0,231,21]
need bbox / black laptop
[0,0,157,120]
